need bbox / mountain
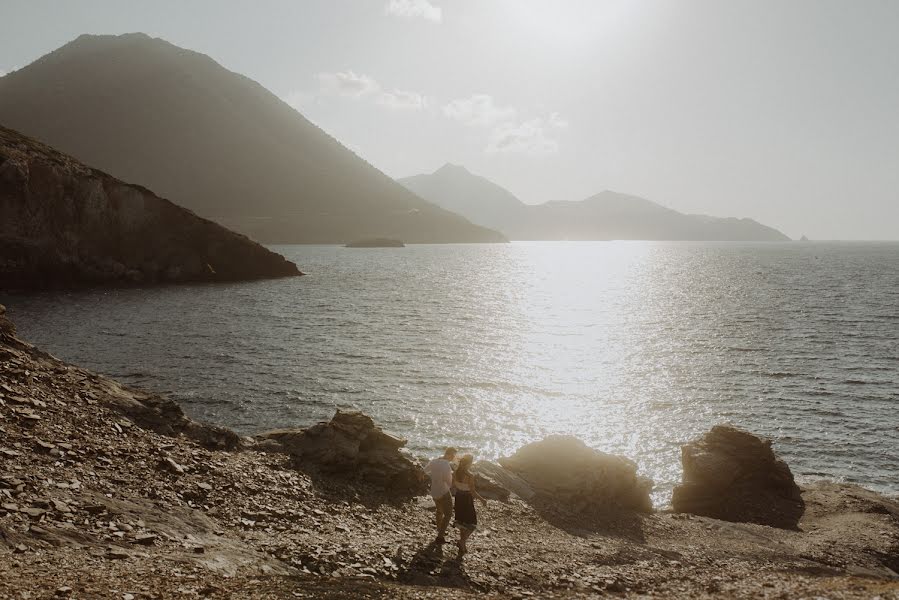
[399,163,527,233]
[0,124,300,288]
[400,165,789,241]
[0,33,504,244]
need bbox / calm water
[3,242,898,504]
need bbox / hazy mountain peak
[75,31,153,42]
[62,32,162,53]
[402,170,789,241]
[0,35,505,244]
[400,164,526,231]
[576,190,669,212]
[434,163,471,176]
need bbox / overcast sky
[2,0,898,239]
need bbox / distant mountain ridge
[400,165,789,241]
[0,33,505,244]
[401,164,527,232]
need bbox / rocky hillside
[0,125,301,288]
[0,33,505,245]
[400,164,790,241]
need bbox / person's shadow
[399,540,476,589]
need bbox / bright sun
[505,0,643,49]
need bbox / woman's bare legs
[458,527,473,555]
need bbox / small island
[345,238,405,248]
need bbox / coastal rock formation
[671,425,805,529]
[499,435,653,514]
[0,125,301,289]
[256,411,425,496]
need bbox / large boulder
[499,435,653,514]
[671,425,804,529]
[256,410,425,496]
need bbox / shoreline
[1,306,898,598]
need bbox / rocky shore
[1,305,897,599]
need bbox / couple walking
[423,447,487,556]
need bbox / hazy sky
[2,0,898,239]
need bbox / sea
[3,241,897,505]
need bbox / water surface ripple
[4,241,898,504]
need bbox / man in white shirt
[423,447,457,544]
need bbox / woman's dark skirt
[454,490,477,530]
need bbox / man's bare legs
[434,492,453,542]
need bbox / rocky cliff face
[0,125,301,289]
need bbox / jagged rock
[132,534,158,546]
[34,439,56,452]
[499,435,653,514]
[671,425,804,529]
[471,467,511,502]
[473,461,534,501]
[159,457,186,476]
[250,439,285,454]
[95,378,240,450]
[106,547,132,560]
[256,410,426,496]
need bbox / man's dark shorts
[434,492,453,515]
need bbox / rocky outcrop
[93,375,241,451]
[0,304,14,337]
[0,303,239,450]
[0,125,301,289]
[255,411,425,496]
[472,461,532,502]
[671,425,804,529]
[498,435,653,514]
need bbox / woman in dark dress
[453,454,487,556]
